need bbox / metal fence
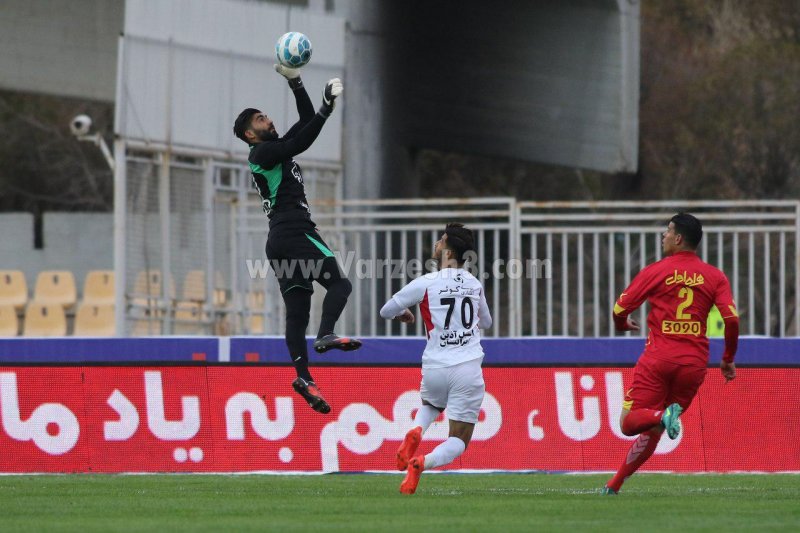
[234,199,799,338]
[119,150,341,336]
[517,200,800,338]
[119,157,800,339]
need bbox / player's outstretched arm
[274,64,315,134]
[318,78,343,118]
[251,78,343,166]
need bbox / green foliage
[639,0,800,199]
[417,1,800,201]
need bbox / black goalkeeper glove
[318,78,343,118]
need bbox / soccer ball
[275,32,313,68]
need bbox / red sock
[606,429,662,492]
[621,409,663,436]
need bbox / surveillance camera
[70,114,92,136]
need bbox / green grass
[0,473,797,532]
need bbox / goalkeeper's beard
[255,129,279,142]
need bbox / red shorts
[623,356,707,412]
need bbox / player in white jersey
[379,223,492,494]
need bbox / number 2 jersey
[614,250,738,368]
[389,268,492,369]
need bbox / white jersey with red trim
[389,268,490,368]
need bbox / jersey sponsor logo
[438,285,475,296]
[665,270,705,287]
[290,162,303,184]
[438,329,474,348]
[661,320,702,336]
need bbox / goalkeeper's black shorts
[265,221,337,294]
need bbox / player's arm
[476,289,492,329]
[612,265,657,331]
[715,274,740,381]
[379,299,414,323]
[274,65,315,138]
[250,78,343,167]
[379,277,429,323]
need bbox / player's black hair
[443,222,475,265]
[233,108,260,144]
[670,212,703,248]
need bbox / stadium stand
[33,271,77,309]
[23,302,67,337]
[0,270,28,310]
[74,303,115,337]
[0,305,18,337]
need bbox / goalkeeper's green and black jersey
[247,84,328,228]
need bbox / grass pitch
[0,473,797,532]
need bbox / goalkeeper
[233,65,361,415]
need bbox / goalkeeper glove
[274,64,303,90]
[319,78,343,118]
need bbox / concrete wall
[383,0,640,176]
[0,213,113,297]
[0,0,124,102]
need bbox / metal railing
[232,198,799,338]
[234,198,518,337]
[517,200,800,337]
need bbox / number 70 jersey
[389,267,492,369]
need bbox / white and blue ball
[275,32,312,68]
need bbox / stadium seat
[246,290,265,309]
[131,319,161,336]
[74,303,115,337]
[173,301,208,335]
[246,290,266,334]
[33,270,77,309]
[23,302,67,337]
[0,270,28,310]
[83,270,115,305]
[181,270,227,306]
[131,270,175,316]
[249,315,264,334]
[132,270,175,299]
[0,305,19,337]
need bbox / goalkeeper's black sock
[283,287,313,381]
[291,354,313,382]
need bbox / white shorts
[420,357,485,424]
